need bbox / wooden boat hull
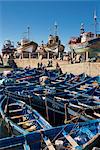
[0,96,52,135]
[0,119,100,150]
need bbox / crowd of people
[37,61,62,74]
[25,60,63,76]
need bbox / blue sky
[0,0,100,52]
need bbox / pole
[94,10,97,37]
[29,52,31,59]
[86,51,88,61]
[47,52,49,59]
[38,52,40,59]
[27,27,30,40]
[45,98,49,121]
[88,61,91,76]
[59,52,61,59]
[54,22,58,36]
[64,103,68,124]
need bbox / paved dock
[15,59,100,76]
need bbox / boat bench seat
[43,136,55,150]
[9,108,24,113]
[93,112,100,117]
[11,114,29,119]
[57,79,63,82]
[62,130,79,148]
[55,96,67,101]
[18,119,36,125]
[8,103,19,107]
[26,125,37,131]
[51,81,56,84]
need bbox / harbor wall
[15,59,100,76]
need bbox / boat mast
[54,22,58,36]
[94,10,97,37]
[27,27,30,40]
[80,23,84,35]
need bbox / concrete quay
[15,59,100,76]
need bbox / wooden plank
[11,114,29,119]
[64,116,79,124]
[43,136,55,150]
[9,108,23,113]
[62,130,79,147]
[26,125,36,132]
[54,96,67,101]
[83,133,100,149]
[18,119,35,125]
[8,103,19,106]
[93,112,100,117]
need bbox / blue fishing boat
[0,96,52,135]
[4,79,100,125]
[41,119,100,150]
[71,76,100,97]
[0,119,99,150]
